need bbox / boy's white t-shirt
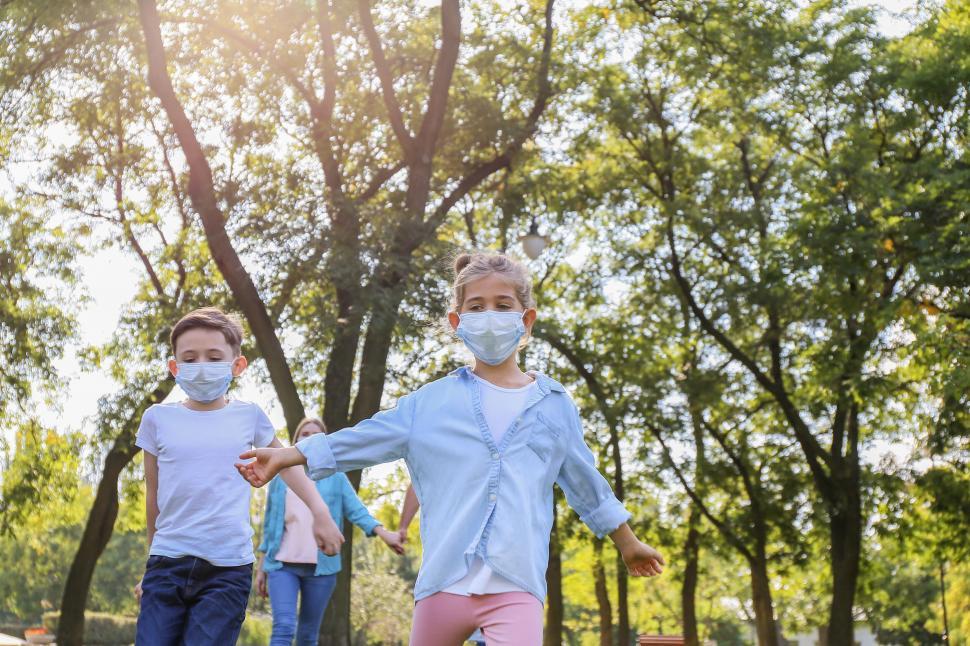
[443,373,536,596]
[135,399,276,566]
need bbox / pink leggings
[410,592,543,646]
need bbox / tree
[134,1,557,641]
[589,1,969,642]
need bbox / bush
[238,613,272,646]
[42,611,136,645]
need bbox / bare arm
[268,437,344,556]
[398,484,420,540]
[144,451,160,549]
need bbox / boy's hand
[375,526,405,555]
[255,569,268,598]
[313,511,345,556]
[235,447,298,487]
[620,540,665,577]
[134,579,143,602]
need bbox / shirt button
[491,452,499,460]
[489,494,497,502]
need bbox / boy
[134,307,344,645]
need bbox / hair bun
[454,252,473,276]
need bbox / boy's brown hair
[170,307,244,356]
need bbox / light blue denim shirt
[258,472,381,576]
[295,367,631,602]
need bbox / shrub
[238,613,272,646]
[42,611,136,645]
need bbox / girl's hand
[376,527,405,555]
[255,569,268,598]
[621,540,665,577]
[235,447,299,487]
[313,511,345,556]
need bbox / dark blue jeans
[136,555,252,646]
[268,563,337,646]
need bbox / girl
[237,251,665,645]
[255,417,404,646]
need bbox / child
[134,307,344,646]
[255,417,405,645]
[236,253,665,646]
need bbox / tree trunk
[594,537,614,646]
[749,554,781,646]
[544,493,564,646]
[681,508,701,646]
[319,516,356,646]
[138,0,306,433]
[826,479,862,646]
[57,380,174,646]
[616,552,630,646]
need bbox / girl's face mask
[455,310,527,366]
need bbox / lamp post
[519,216,549,259]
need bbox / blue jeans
[136,555,252,646]
[268,563,337,646]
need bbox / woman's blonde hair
[451,250,536,312]
[290,417,327,445]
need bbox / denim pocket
[526,414,561,463]
[145,555,166,570]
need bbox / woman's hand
[313,511,345,556]
[236,446,304,487]
[255,569,268,598]
[375,526,405,555]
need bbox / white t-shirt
[444,373,536,596]
[135,399,276,566]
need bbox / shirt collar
[450,365,565,393]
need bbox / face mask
[175,361,234,403]
[456,311,527,366]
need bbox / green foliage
[0,205,78,417]
[238,613,272,646]
[0,423,84,536]
[42,610,136,645]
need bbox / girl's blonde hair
[290,417,328,445]
[451,250,536,312]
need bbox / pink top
[274,488,319,564]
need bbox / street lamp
[519,216,549,260]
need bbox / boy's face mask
[456,310,527,366]
[174,361,235,403]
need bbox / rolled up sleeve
[296,393,414,481]
[555,401,631,538]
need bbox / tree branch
[356,0,414,154]
[423,0,555,231]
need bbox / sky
[20,0,923,474]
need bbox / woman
[256,417,404,646]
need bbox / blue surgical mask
[175,361,234,403]
[456,311,527,366]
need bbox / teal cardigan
[258,473,381,575]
